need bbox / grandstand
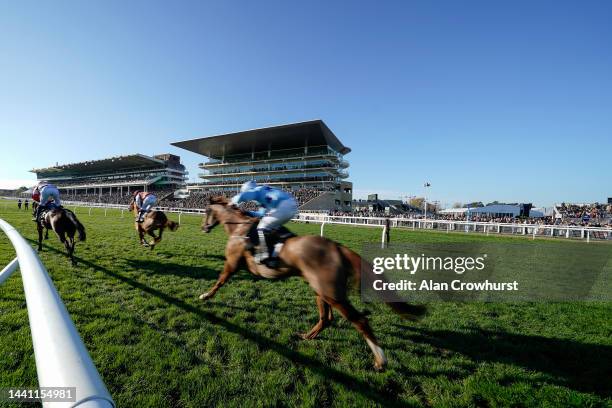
[30,154,187,198]
[172,120,353,210]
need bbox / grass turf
[0,204,610,407]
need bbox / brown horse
[37,206,86,266]
[129,200,179,249]
[200,196,426,371]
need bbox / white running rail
[0,219,115,408]
[293,213,612,242]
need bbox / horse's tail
[338,245,427,321]
[65,210,86,241]
[165,219,179,232]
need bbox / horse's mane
[209,196,255,220]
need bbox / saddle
[246,221,296,257]
[37,204,62,224]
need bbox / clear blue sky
[2,1,611,207]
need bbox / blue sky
[1,1,611,207]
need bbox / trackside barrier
[293,214,612,243]
[0,219,115,408]
[303,218,389,248]
[3,197,610,242]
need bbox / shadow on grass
[405,326,612,398]
[32,240,410,407]
[123,258,256,282]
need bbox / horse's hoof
[297,333,311,340]
[373,361,386,372]
[199,292,211,301]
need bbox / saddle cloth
[246,221,296,257]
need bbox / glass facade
[196,145,349,190]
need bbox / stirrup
[262,257,279,269]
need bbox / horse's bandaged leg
[366,337,387,369]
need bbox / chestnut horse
[128,200,179,249]
[37,206,86,266]
[200,196,426,370]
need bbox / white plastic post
[0,257,19,285]
[178,212,182,224]
[104,208,107,217]
[381,225,387,249]
[89,207,92,216]
[320,222,326,237]
[0,219,115,408]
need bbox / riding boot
[254,229,270,264]
[137,210,145,223]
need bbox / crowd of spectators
[556,203,611,221]
[60,187,330,211]
[14,187,612,228]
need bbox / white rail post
[104,208,108,217]
[0,219,115,408]
[178,212,182,224]
[121,209,124,218]
[0,257,19,285]
[587,230,590,243]
[89,207,92,216]
[320,222,326,237]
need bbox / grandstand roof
[31,154,167,176]
[171,120,351,158]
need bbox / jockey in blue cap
[230,181,298,264]
[132,190,158,223]
[32,181,61,222]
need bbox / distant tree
[466,201,484,208]
[452,202,463,208]
[408,197,424,208]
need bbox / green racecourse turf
[0,203,610,408]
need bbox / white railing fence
[0,219,115,408]
[293,214,612,243]
[3,197,611,242]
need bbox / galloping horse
[200,196,426,371]
[128,199,179,249]
[36,206,86,266]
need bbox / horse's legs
[199,255,240,301]
[299,295,332,340]
[67,234,76,265]
[37,224,43,251]
[326,298,387,371]
[45,229,49,240]
[137,226,148,246]
[146,229,158,249]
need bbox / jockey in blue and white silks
[32,181,61,221]
[230,181,298,264]
[133,191,158,223]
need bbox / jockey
[32,181,61,221]
[132,190,157,223]
[230,180,298,264]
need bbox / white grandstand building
[172,120,353,210]
[31,153,187,196]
